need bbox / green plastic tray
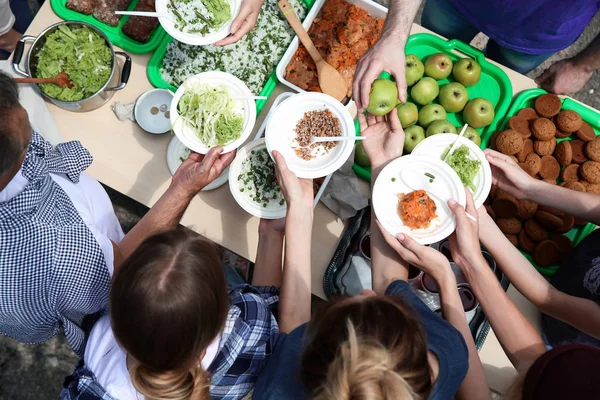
[353,33,513,181]
[147,0,315,116]
[50,0,167,54]
[494,88,599,276]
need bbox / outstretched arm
[252,219,285,287]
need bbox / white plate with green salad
[411,134,492,209]
[170,71,256,155]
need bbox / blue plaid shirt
[0,132,109,357]
[60,284,279,400]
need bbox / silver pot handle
[12,35,36,77]
[106,51,132,92]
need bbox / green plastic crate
[493,88,599,277]
[146,0,315,116]
[353,33,513,181]
[50,0,167,54]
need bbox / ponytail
[129,360,211,400]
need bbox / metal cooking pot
[12,21,131,112]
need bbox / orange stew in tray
[398,190,437,230]
[285,0,384,98]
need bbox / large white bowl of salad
[157,0,241,46]
[170,71,256,154]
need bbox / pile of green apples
[356,53,496,168]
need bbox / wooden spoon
[14,72,73,88]
[277,0,348,102]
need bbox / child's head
[301,295,432,400]
[111,229,229,400]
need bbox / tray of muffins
[483,89,599,276]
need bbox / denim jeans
[421,0,554,74]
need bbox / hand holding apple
[367,79,399,116]
[357,109,405,172]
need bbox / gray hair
[0,71,26,177]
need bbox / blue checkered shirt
[0,132,110,357]
[60,284,279,399]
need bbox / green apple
[453,58,481,87]
[405,54,425,87]
[424,53,453,80]
[463,98,495,128]
[464,126,482,146]
[418,104,447,128]
[410,77,439,105]
[426,120,457,137]
[366,79,398,116]
[354,142,370,167]
[404,125,426,153]
[396,102,418,128]
[438,82,469,113]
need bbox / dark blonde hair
[301,296,433,400]
[110,229,230,400]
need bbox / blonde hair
[314,321,418,400]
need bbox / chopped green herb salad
[177,82,243,147]
[35,25,112,101]
[238,148,284,208]
[167,0,231,35]
[442,145,481,191]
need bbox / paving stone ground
[1,4,598,399]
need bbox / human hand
[259,217,286,234]
[448,189,485,269]
[535,58,594,95]
[214,0,263,46]
[484,149,538,199]
[376,220,453,283]
[357,109,405,172]
[273,150,314,208]
[172,146,235,195]
[353,37,406,110]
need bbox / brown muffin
[525,219,548,242]
[554,140,572,166]
[490,131,500,150]
[496,130,525,155]
[550,234,573,257]
[575,121,596,142]
[580,161,600,184]
[534,240,561,267]
[531,118,556,141]
[510,155,519,163]
[517,199,538,220]
[485,204,496,219]
[518,229,537,253]
[517,139,534,163]
[490,185,498,199]
[508,116,532,138]
[585,137,600,162]
[561,181,587,192]
[561,164,580,182]
[520,163,536,176]
[535,94,562,118]
[505,234,519,247]
[497,218,522,235]
[535,211,564,230]
[581,181,600,194]
[534,138,557,156]
[523,153,541,175]
[571,140,588,164]
[555,128,572,139]
[539,156,560,180]
[492,196,518,218]
[495,188,515,200]
[555,215,575,234]
[542,178,557,185]
[555,110,583,133]
[518,108,539,121]
[538,205,565,217]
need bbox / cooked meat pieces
[496,130,524,155]
[66,0,97,14]
[554,140,572,166]
[580,161,600,184]
[531,118,556,141]
[555,110,583,133]
[397,190,437,230]
[122,0,159,43]
[534,240,561,267]
[534,94,562,118]
[539,156,560,180]
[93,0,131,27]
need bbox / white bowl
[156,0,241,46]
[170,71,256,154]
[372,154,466,245]
[228,138,286,219]
[134,89,173,134]
[264,92,355,179]
[411,134,492,209]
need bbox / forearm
[382,0,423,44]
[574,33,600,73]
[252,231,284,287]
[541,289,600,339]
[279,204,314,333]
[438,276,491,400]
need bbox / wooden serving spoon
[14,71,73,88]
[277,0,348,102]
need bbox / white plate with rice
[170,71,256,154]
[156,0,241,46]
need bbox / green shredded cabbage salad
[36,25,112,101]
[442,145,481,192]
[177,82,243,146]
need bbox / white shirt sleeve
[0,0,15,36]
